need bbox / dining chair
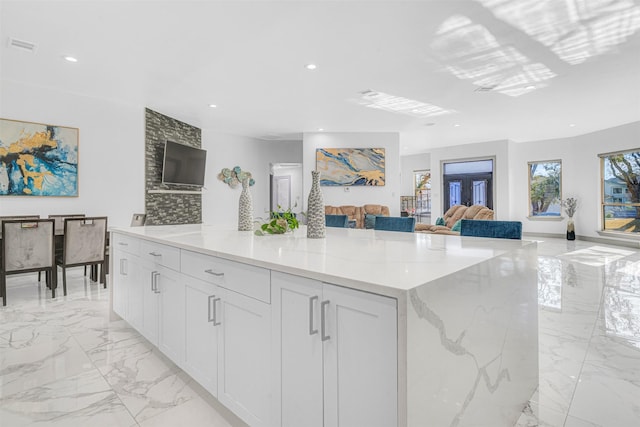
[48,214,85,236]
[56,217,108,295]
[325,214,349,228]
[459,219,522,240]
[0,215,42,283]
[0,219,57,306]
[374,216,416,233]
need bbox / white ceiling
[1,0,639,154]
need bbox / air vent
[7,37,37,53]
[474,85,497,92]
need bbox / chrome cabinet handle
[321,300,330,342]
[118,242,128,246]
[207,295,215,322]
[212,297,221,326]
[204,269,224,277]
[309,295,319,335]
[151,271,160,293]
[119,259,127,276]
[149,252,162,257]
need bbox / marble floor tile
[102,348,198,423]
[2,239,640,426]
[0,369,136,426]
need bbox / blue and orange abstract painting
[0,118,78,196]
[316,148,385,186]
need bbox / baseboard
[523,232,640,249]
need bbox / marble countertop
[111,224,535,298]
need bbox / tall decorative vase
[307,170,326,238]
[566,217,576,241]
[238,177,253,231]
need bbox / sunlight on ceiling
[477,0,640,65]
[431,14,557,96]
[351,90,456,118]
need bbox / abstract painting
[0,118,78,196]
[316,148,385,186]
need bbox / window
[414,171,431,217]
[442,159,493,211]
[528,160,561,218]
[601,149,640,234]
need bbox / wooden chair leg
[1,273,6,306]
[101,262,106,288]
[62,267,67,296]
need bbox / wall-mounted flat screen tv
[162,140,207,186]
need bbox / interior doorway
[270,163,303,214]
[442,159,494,212]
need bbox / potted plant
[254,205,300,235]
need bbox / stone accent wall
[145,108,202,225]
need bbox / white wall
[0,80,145,227]
[509,121,640,240]
[400,153,430,196]
[302,132,401,216]
[202,133,302,226]
[429,140,510,221]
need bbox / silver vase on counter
[306,170,326,238]
[238,177,253,231]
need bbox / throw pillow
[365,214,377,229]
[435,217,445,226]
[451,219,462,232]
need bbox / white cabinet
[183,275,219,397]
[111,233,140,326]
[181,249,272,427]
[157,266,184,365]
[217,287,271,427]
[272,271,398,427]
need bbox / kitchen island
[110,224,538,427]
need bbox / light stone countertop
[112,224,535,298]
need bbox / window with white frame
[528,160,562,217]
[600,149,640,234]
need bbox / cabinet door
[127,259,143,332]
[139,262,160,346]
[218,288,271,427]
[184,275,218,397]
[322,283,398,427]
[111,248,129,319]
[271,272,324,427]
[157,266,185,366]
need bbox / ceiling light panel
[353,90,455,118]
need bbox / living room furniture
[374,216,416,232]
[325,214,349,228]
[56,217,108,295]
[415,204,494,235]
[1,219,57,305]
[325,204,390,229]
[460,219,522,239]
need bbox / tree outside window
[528,160,562,217]
[601,149,640,233]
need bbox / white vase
[306,171,326,238]
[238,178,253,231]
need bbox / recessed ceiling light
[63,56,78,63]
[305,63,317,70]
[208,104,217,108]
[569,123,576,127]
[317,128,324,131]
[525,85,536,90]
[454,124,461,127]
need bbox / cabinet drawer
[111,233,140,256]
[181,250,270,303]
[140,240,181,271]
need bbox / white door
[322,283,398,427]
[217,288,271,427]
[139,262,160,346]
[184,275,219,397]
[272,272,324,427]
[157,266,185,366]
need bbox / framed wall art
[0,118,78,196]
[316,147,385,186]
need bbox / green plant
[254,206,299,235]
